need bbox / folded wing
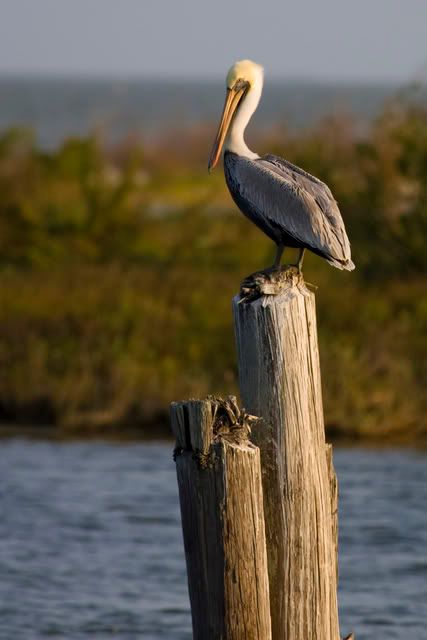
[229,153,354,270]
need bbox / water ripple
[0,441,426,639]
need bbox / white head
[225,59,264,91]
[208,60,264,170]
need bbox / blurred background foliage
[0,97,426,442]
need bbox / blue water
[0,440,426,639]
[0,76,404,148]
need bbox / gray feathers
[224,152,355,271]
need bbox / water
[0,440,426,639]
[0,76,404,149]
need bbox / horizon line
[0,68,414,88]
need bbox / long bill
[208,83,248,171]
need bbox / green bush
[0,101,426,442]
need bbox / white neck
[225,80,263,159]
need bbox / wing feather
[230,153,354,269]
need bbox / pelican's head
[226,59,264,91]
[208,60,264,171]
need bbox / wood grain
[233,272,341,639]
[326,443,339,582]
[171,397,272,640]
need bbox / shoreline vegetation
[1,97,426,444]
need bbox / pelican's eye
[233,79,250,92]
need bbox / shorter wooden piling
[171,396,271,640]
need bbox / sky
[0,0,426,82]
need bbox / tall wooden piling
[171,396,272,640]
[233,270,340,640]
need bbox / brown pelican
[208,60,355,272]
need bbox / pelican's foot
[280,263,302,275]
[240,265,305,303]
[280,264,318,290]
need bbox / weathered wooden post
[171,396,272,640]
[233,270,341,639]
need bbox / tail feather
[326,256,355,271]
